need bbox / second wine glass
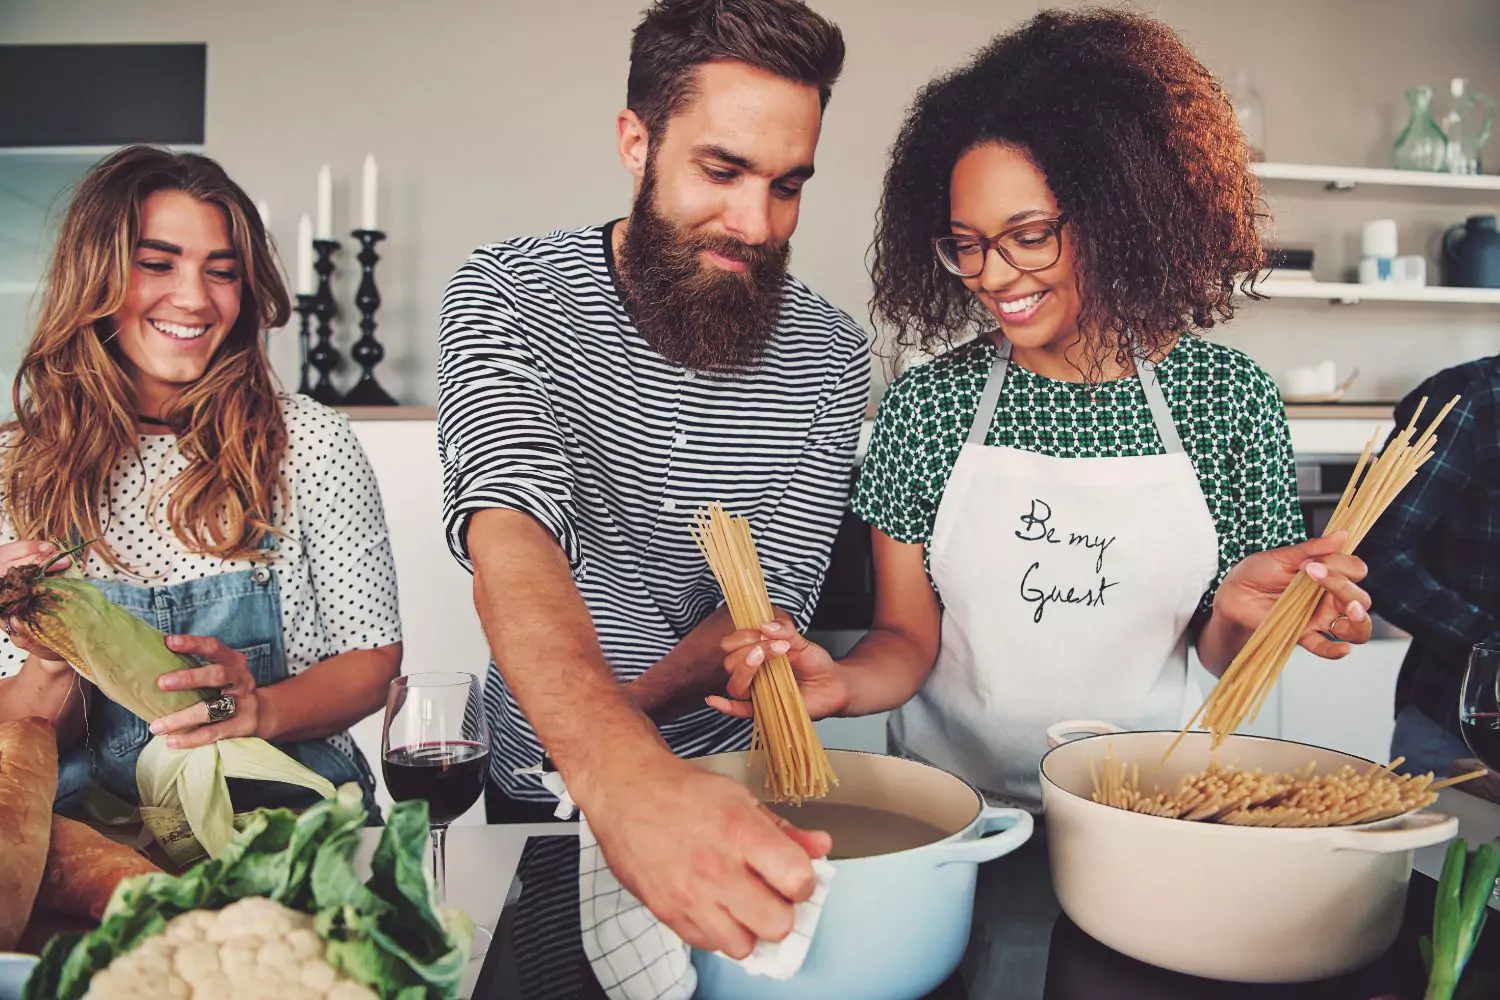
[381,671,492,955]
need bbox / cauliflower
[81,897,378,1000]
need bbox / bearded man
[436,0,868,963]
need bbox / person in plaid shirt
[1362,355,1500,775]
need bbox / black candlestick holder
[308,240,344,405]
[294,294,317,396]
[341,228,398,405]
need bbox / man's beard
[616,166,790,374]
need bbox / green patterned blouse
[852,334,1306,617]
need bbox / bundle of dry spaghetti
[690,503,837,804]
[1163,395,1461,764]
[1090,745,1484,827]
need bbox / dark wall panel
[0,44,206,147]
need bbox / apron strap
[964,338,1014,447]
[1134,355,1185,456]
[965,337,1185,456]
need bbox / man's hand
[582,751,831,959]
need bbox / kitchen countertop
[409,787,1500,1000]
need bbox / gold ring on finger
[1318,614,1351,643]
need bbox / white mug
[1361,219,1399,258]
[1392,255,1427,287]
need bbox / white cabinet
[349,419,493,825]
[1277,639,1408,764]
[1193,640,1406,762]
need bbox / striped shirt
[437,222,870,800]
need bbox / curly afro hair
[869,7,1269,376]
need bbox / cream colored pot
[1040,721,1459,984]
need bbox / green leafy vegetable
[1423,838,1500,1000]
[23,783,472,1000]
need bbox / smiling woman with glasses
[710,8,1377,814]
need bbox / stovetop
[471,831,1499,1000]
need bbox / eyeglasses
[931,215,1069,278]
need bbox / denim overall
[53,536,380,820]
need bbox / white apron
[887,338,1220,810]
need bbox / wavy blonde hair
[2,145,292,570]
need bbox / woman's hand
[148,635,263,748]
[0,539,74,666]
[1214,532,1373,659]
[706,617,849,720]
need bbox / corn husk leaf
[1,570,336,863]
[138,736,335,867]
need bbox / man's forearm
[626,606,740,721]
[467,509,667,808]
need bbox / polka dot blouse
[0,394,403,759]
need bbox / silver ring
[205,694,237,723]
[1319,615,1351,643]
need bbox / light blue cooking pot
[689,749,1033,1000]
[0,954,38,1000]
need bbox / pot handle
[932,806,1034,867]
[1045,719,1127,749]
[1318,811,1459,855]
[1444,223,1465,260]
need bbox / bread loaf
[0,718,58,950]
[36,814,161,921]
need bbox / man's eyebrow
[693,144,815,181]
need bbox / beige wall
[5,0,1500,407]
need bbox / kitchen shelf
[1252,279,1500,305]
[1252,161,1500,193]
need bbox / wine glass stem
[431,823,449,905]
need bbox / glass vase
[1393,85,1449,172]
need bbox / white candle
[360,154,378,231]
[315,165,332,239]
[254,199,270,229]
[297,214,315,295]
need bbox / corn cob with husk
[0,544,335,866]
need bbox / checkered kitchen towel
[527,767,837,1000]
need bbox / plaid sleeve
[1361,388,1500,659]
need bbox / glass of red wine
[1459,644,1500,905]
[382,672,492,955]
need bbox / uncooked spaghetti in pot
[1091,743,1484,827]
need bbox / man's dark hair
[627,0,845,137]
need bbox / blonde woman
[0,145,403,817]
